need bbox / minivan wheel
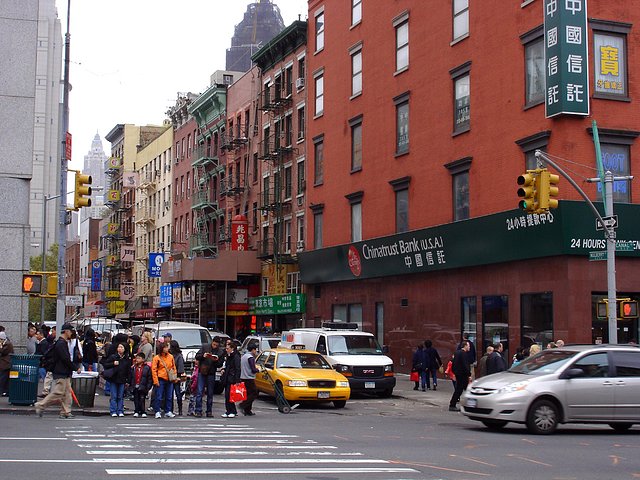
[609,423,633,433]
[482,420,508,431]
[527,399,559,435]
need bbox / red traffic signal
[620,300,638,319]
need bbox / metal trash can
[8,354,41,406]
[71,372,99,408]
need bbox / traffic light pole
[535,150,633,344]
[56,0,71,335]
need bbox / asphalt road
[0,394,638,479]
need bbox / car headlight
[335,364,351,373]
[384,364,393,372]
[287,380,307,387]
[497,380,529,394]
[337,381,349,387]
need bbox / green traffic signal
[517,172,537,212]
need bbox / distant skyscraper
[226,0,285,72]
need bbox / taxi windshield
[276,353,332,369]
[509,350,577,375]
[328,335,383,355]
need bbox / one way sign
[595,215,618,231]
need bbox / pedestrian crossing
[58,421,421,477]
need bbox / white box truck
[280,321,396,397]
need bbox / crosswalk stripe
[105,467,418,475]
[94,458,387,464]
[78,444,335,450]
[66,433,298,438]
[86,451,362,456]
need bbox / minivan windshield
[161,329,211,349]
[509,350,577,375]
[328,335,383,355]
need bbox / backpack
[41,340,56,372]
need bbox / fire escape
[191,140,224,257]
[103,158,131,291]
[134,169,158,296]
[257,72,296,264]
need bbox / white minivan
[281,322,396,397]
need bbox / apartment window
[286,271,300,294]
[315,11,325,52]
[286,65,294,97]
[298,56,306,82]
[261,277,269,296]
[394,92,409,155]
[314,73,324,116]
[516,131,551,170]
[523,32,544,106]
[284,165,292,199]
[284,219,292,252]
[350,115,363,171]
[313,135,324,185]
[453,0,469,41]
[252,152,258,183]
[394,12,409,72]
[297,105,305,140]
[521,292,554,349]
[395,189,409,233]
[445,157,471,221]
[346,191,363,243]
[352,0,362,25]
[252,202,258,232]
[313,212,323,249]
[296,215,305,249]
[351,46,363,96]
[297,158,305,194]
[451,61,471,134]
[588,128,638,203]
[593,23,629,99]
[285,114,293,146]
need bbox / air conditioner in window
[296,240,304,251]
[296,195,304,206]
[295,78,305,89]
[155,169,161,177]
[164,201,170,210]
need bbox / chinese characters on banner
[148,252,164,277]
[91,260,102,292]
[594,33,626,96]
[121,245,135,263]
[544,0,589,117]
[231,215,248,251]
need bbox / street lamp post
[41,194,61,323]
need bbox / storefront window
[520,292,553,349]
[461,296,477,349]
[482,295,509,360]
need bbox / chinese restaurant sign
[249,294,307,315]
[544,0,589,117]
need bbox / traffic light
[74,172,92,210]
[537,170,560,211]
[620,300,638,319]
[22,274,43,294]
[46,275,57,295]
[517,171,538,213]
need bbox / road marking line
[506,454,552,467]
[93,458,387,464]
[104,467,418,475]
[86,451,363,456]
[0,438,67,441]
[77,444,337,449]
[449,454,497,467]
[389,460,490,477]
[66,434,297,438]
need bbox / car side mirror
[561,368,585,379]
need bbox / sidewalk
[0,373,454,416]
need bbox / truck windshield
[328,335,383,355]
[162,329,212,349]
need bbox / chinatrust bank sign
[299,201,640,284]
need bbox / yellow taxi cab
[255,345,351,408]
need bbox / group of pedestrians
[411,340,442,391]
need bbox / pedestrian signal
[22,274,43,294]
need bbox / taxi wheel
[527,399,559,435]
[333,400,346,409]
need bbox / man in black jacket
[449,340,472,412]
[35,323,81,418]
[486,342,507,375]
[194,336,224,417]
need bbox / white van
[281,322,396,397]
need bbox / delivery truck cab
[280,321,395,397]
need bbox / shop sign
[148,252,164,277]
[544,0,589,117]
[249,293,306,315]
[299,201,640,284]
[120,283,135,301]
[121,245,135,262]
[91,260,102,291]
[105,290,120,299]
[159,285,172,307]
[109,300,125,314]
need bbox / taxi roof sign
[290,344,306,350]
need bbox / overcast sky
[54,0,308,171]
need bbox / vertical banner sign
[91,260,102,291]
[231,215,248,251]
[159,285,172,307]
[148,252,164,278]
[65,132,72,161]
[544,0,589,117]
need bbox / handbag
[409,370,419,382]
[101,367,115,380]
[229,382,247,403]
[159,356,179,383]
[438,365,444,374]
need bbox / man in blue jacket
[34,323,81,418]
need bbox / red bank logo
[348,246,362,277]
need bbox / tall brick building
[299,1,640,370]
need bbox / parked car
[255,345,351,409]
[239,335,281,354]
[460,344,640,434]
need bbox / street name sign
[589,251,607,261]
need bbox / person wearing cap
[239,342,260,416]
[35,323,81,418]
[163,332,173,341]
[0,331,14,396]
